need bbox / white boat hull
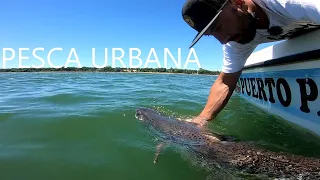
[237,29,320,137]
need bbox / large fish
[135,107,320,180]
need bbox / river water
[0,72,319,180]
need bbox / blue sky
[0,0,276,71]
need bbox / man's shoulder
[221,0,320,73]
[224,0,320,53]
[255,0,320,11]
[254,0,320,39]
[254,0,320,23]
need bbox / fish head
[135,107,172,140]
[135,107,160,124]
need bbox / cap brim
[188,9,223,49]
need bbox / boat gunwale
[243,49,320,70]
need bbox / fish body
[135,107,221,146]
[135,107,320,179]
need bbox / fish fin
[153,142,167,164]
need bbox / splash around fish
[134,107,236,163]
[135,107,231,142]
[134,107,320,180]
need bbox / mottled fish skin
[135,107,221,146]
[135,107,320,180]
[200,140,320,180]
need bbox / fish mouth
[135,113,144,121]
[135,107,147,121]
[135,111,143,121]
[135,107,158,121]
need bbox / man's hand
[189,115,210,127]
[181,70,242,128]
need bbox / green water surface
[0,72,319,180]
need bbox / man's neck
[246,0,270,29]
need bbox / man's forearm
[199,71,242,120]
[199,77,232,120]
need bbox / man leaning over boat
[181,0,320,126]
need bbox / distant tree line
[0,66,220,75]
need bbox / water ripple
[0,72,319,180]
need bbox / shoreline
[0,71,219,76]
[0,67,220,76]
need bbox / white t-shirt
[222,0,320,73]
